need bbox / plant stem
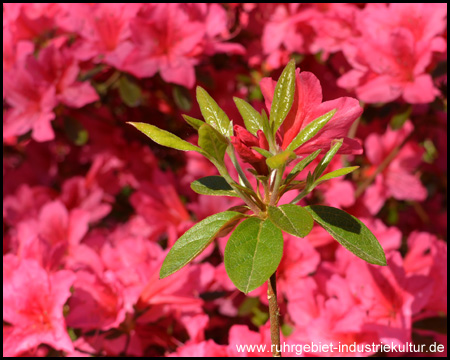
[267,272,281,357]
[227,146,254,190]
[269,165,285,206]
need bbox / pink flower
[3,58,57,142]
[3,42,98,142]
[338,3,447,104]
[3,255,75,356]
[65,270,126,331]
[363,120,427,214]
[404,231,447,314]
[130,179,192,247]
[261,4,316,69]
[346,252,432,345]
[309,3,361,60]
[226,324,272,357]
[26,43,99,108]
[260,67,363,154]
[60,176,112,223]
[56,3,142,64]
[286,276,378,356]
[168,340,227,357]
[121,4,205,88]
[37,200,90,270]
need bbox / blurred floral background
[3,3,447,357]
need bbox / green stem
[227,146,253,190]
[215,162,261,215]
[268,272,281,357]
[269,165,285,206]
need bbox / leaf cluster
[128,60,386,294]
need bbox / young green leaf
[252,147,273,159]
[191,176,239,197]
[196,86,232,137]
[118,76,142,107]
[305,205,386,266]
[128,122,203,153]
[160,211,245,278]
[198,123,228,162]
[266,150,295,169]
[173,85,192,111]
[313,139,343,179]
[285,149,322,182]
[260,108,271,138]
[315,166,359,184]
[182,114,204,130]
[286,109,336,152]
[279,180,306,196]
[63,116,89,146]
[224,217,284,294]
[234,97,264,136]
[268,204,314,238]
[270,59,296,134]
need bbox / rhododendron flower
[4,42,98,142]
[261,4,316,69]
[288,274,379,357]
[346,252,432,345]
[3,60,57,142]
[122,4,205,88]
[260,68,363,154]
[338,3,447,104]
[66,270,127,331]
[404,231,447,314]
[363,120,427,214]
[3,256,75,356]
[56,3,142,64]
[230,126,271,175]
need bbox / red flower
[230,125,270,175]
[260,68,363,155]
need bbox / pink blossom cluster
[3,3,447,357]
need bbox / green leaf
[314,139,343,179]
[198,123,228,162]
[268,204,314,238]
[160,211,244,278]
[128,122,203,153]
[234,97,264,136]
[224,217,284,293]
[63,117,89,146]
[315,166,359,183]
[191,176,238,197]
[280,180,306,195]
[261,109,271,137]
[196,86,232,137]
[266,150,295,169]
[286,109,337,152]
[270,59,296,133]
[182,114,204,130]
[173,85,192,111]
[118,76,141,107]
[251,147,273,158]
[285,149,322,182]
[305,205,386,266]
[390,105,411,130]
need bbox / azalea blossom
[260,68,363,154]
[338,3,447,104]
[3,256,75,356]
[363,120,427,214]
[232,66,363,174]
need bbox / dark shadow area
[309,205,362,234]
